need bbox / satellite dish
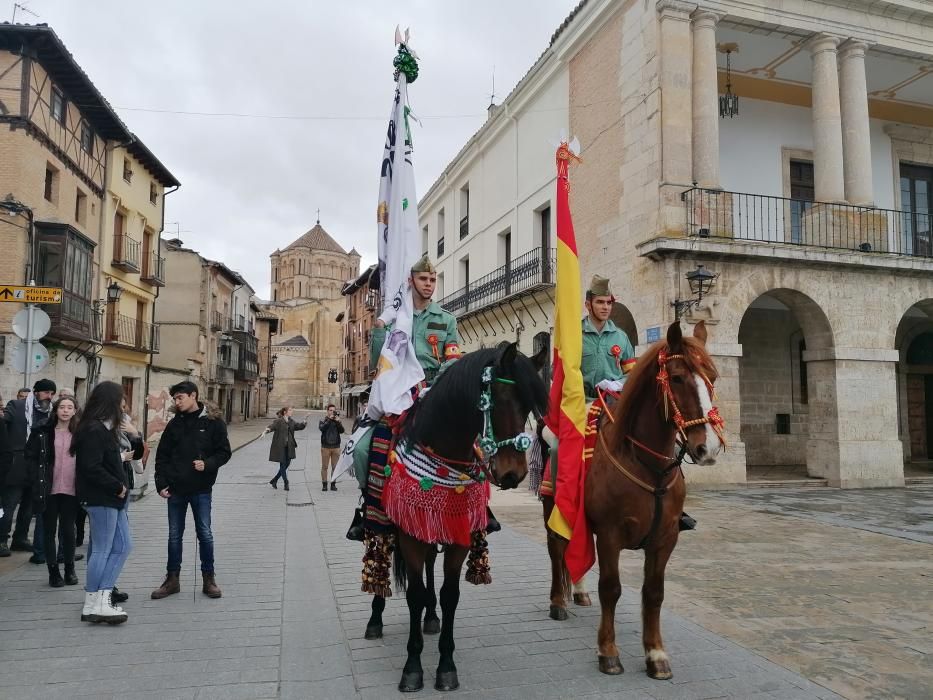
[12,308,51,341]
[11,340,49,373]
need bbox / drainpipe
[143,183,180,441]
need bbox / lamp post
[1,195,36,284]
[671,264,719,320]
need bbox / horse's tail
[393,545,408,594]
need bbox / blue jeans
[85,506,132,592]
[167,492,214,574]
[273,455,291,484]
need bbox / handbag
[345,505,365,542]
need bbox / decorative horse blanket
[382,440,490,547]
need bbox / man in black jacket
[319,404,344,493]
[150,381,231,600]
[0,378,55,558]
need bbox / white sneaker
[80,591,97,621]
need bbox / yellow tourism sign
[0,285,63,304]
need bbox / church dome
[284,223,347,255]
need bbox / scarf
[24,391,52,440]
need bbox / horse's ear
[500,342,519,369]
[692,319,708,346]
[530,345,549,372]
[666,322,683,351]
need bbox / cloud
[22,0,576,298]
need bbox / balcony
[234,314,246,331]
[232,330,258,381]
[104,312,159,353]
[439,247,555,317]
[218,338,241,371]
[681,188,933,259]
[140,252,166,286]
[210,310,231,332]
[207,363,234,385]
[112,233,141,272]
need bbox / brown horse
[544,321,723,679]
[389,344,548,692]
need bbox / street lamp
[1,194,36,285]
[671,264,718,320]
[106,281,123,304]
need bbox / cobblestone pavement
[2,414,921,698]
[497,484,933,700]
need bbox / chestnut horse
[545,321,723,679]
[390,344,547,692]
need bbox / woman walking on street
[73,382,132,624]
[264,407,306,491]
[25,396,81,587]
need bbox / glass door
[901,164,932,257]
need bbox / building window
[437,236,444,258]
[422,225,429,259]
[150,182,158,205]
[122,378,136,415]
[459,185,470,239]
[36,225,95,336]
[798,339,808,405]
[80,121,93,153]
[775,413,791,435]
[436,208,446,256]
[74,189,87,225]
[50,86,66,125]
[539,205,552,283]
[789,160,814,244]
[123,158,133,183]
[900,163,933,257]
[500,229,512,294]
[44,164,58,203]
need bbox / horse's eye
[671,375,685,385]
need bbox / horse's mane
[610,336,719,444]
[401,345,548,449]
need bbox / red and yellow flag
[545,143,593,582]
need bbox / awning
[350,384,370,395]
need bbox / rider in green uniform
[582,275,636,399]
[352,254,461,488]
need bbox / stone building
[264,222,360,410]
[0,24,178,407]
[338,264,378,416]
[418,0,933,489]
[153,239,259,428]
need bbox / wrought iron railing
[683,187,933,258]
[210,310,231,332]
[440,247,555,315]
[141,253,165,285]
[105,312,159,352]
[112,233,141,271]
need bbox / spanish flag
[545,142,593,582]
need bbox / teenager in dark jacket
[151,381,231,601]
[0,378,55,557]
[263,406,307,491]
[318,404,344,493]
[25,396,82,587]
[73,381,131,624]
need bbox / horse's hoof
[549,605,568,621]
[364,624,383,640]
[399,670,424,692]
[572,592,592,607]
[598,655,624,675]
[423,616,441,635]
[646,656,673,681]
[434,669,459,691]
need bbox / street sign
[0,285,62,304]
[646,326,662,343]
[11,340,49,373]
[12,307,51,340]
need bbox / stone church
[263,222,360,410]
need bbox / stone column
[808,35,846,203]
[691,9,722,189]
[839,40,874,205]
[658,0,694,186]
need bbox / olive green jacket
[370,301,460,384]
[581,316,635,399]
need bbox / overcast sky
[8,0,577,298]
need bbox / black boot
[283,480,290,492]
[111,587,128,603]
[48,566,64,588]
[679,512,697,531]
[269,478,278,490]
[64,567,79,586]
[485,507,501,534]
[330,482,337,491]
[322,481,328,492]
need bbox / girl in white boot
[72,382,133,624]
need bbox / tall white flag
[332,38,422,483]
[367,45,424,418]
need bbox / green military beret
[588,274,612,297]
[411,254,436,274]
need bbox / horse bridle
[420,365,534,488]
[654,349,726,454]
